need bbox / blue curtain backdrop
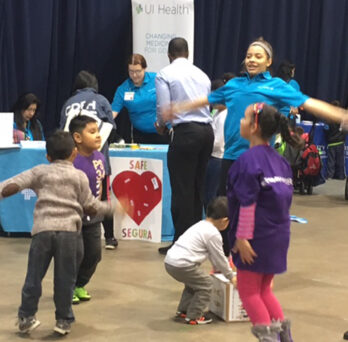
[0,0,347,139]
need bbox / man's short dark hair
[168,37,189,58]
[46,131,75,161]
[206,196,229,219]
[68,115,97,135]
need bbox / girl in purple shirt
[227,103,303,342]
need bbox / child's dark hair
[276,60,295,83]
[46,131,75,161]
[68,115,97,135]
[252,103,304,149]
[206,196,229,219]
[211,79,225,91]
[72,70,98,93]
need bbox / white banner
[131,0,194,72]
[110,157,163,243]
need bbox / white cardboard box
[209,273,249,322]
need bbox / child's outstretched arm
[1,183,20,198]
[0,169,38,200]
[78,172,118,218]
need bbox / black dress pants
[167,122,214,242]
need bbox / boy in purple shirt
[227,103,303,342]
[69,115,107,304]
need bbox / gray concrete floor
[0,179,348,342]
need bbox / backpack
[301,144,321,176]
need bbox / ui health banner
[131,0,194,72]
[110,157,163,243]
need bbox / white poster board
[0,112,17,148]
[110,157,163,243]
[131,0,194,72]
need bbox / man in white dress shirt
[155,37,213,255]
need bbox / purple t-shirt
[73,151,106,199]
[227,145,293,274]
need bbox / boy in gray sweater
[0,131,116,336]
[164,196,234,325]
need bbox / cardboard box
[209,273,249,322]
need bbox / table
[0,145,174,241]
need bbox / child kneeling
[164,196,234,325]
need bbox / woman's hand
[233,238,257,265]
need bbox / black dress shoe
[344,331,348,340]
[158,244,173,255]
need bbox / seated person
[12,93,45,143]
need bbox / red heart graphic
[112,171,162,225]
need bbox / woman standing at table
[111,54,169,144]
[12,93,45,143]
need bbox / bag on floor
[301,144,321,176]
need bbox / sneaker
[17,316,41,333]
[74,286,91,301]
[105,237,118,250]
[175,311,187,319]
[344,331,348,340]
[185,313,213,325]
[54,320,71,335]
[72,294,80,305]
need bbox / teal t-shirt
[111,72,157,133]
[208,72,309,160]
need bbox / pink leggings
[237,269,284,325]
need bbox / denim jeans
[18,230,80,322]
[76,222,102,287]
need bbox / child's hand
[230,276,237,288]
[115,196,134,218]
[234,239,257,265]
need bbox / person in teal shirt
[159,37,348,278]
[12,93,45,143]
[161,37,346,195]
[111,54,169,144]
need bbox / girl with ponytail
[227,103,295,342]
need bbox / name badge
[124,92,135,101]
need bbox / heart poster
[109,157,163,243]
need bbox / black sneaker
[185,313,213,325]
[17,316,41,333]
[105,238,118,250]
[158,244,173,255]
[54,320,71,335]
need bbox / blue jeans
[76,222,102,287]
[18,231,80,322]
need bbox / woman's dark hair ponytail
[278,114,304,149]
